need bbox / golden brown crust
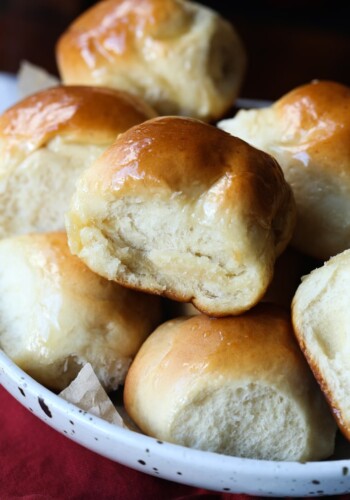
[275,80,350,173]
[85,116,292,225]
[12,232,159,329]
[56,0,246,121]
[0,85,156,154]
[125,304,306,396]
[57,0,190,69]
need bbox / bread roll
[218,80,350,260]
[56,0,246,122]
[66,116,296,317]
[292,249,350,441]
[0,232,161,392]
[124,304,336,461]
[0,85,156,238]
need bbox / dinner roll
[124,304,336,461]
[0,85,156,238]
[218,80,350,260]
[292,249,350,441]
[56,0,246,122]
[66,116,296,317]
[0,232,161,392]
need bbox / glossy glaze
[56,0,246,121]
[275,80,350,171]
[0,85,156,154]
[57,0,194,72]
[85,116,290,223]
[0,232,161,391]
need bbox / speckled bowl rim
[1,349,350,497]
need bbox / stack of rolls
[64,113,336,461]
[0,0,346,463]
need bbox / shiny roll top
[273,81,350,171]
[0,85,156,157]
[71,116,291,226]
[0,232,161,392]
[56,0,246,121]
[218,80,350,260]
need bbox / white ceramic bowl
[1,348,350,497]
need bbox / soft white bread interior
[66,116,296,317]
[292,249,350,441]
[218,80,350,260]
[0,85,156,238]
[124,304,336,461]
[0,232,161,392]
[180,245,306,315]
[56,0,246,122]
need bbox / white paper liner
[60,363,127,428]
[17,60,60,99]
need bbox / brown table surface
[0,0,349,101]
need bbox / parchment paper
[60,363,127,428]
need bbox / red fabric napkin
[2,385,350,500]
[0,386,252,500]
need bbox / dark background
[0,0,349,100]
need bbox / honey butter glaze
[0,85,156,158]
[0,232,161,392]
[274,81,350,172]
[82,116,291,225]
[218,80,350,260]
[58,0,193,68]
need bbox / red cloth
[0,386,251,500]
[2,385,350,500]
